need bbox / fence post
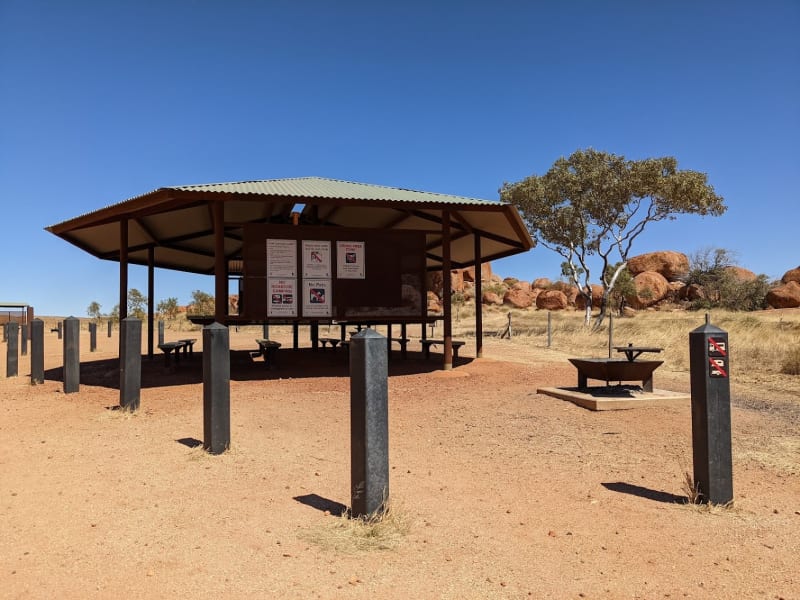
[21,323,28,356]
[6,322,18,377]
[63,317,80,393]
[108,319,113,338]
[120,318,141,411]
[689,318,733,504]
[31,319,44,384]
[608,315,614,358]
[203,323,230,454]
[89,322,97,352]
[547,312,552,348]
[350,329,390,517]
[158,320,165,346]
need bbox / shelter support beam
[119,218,128,321]
[442,210,453,370]
[213,201,227,323]
[147,246,154,359]
[474,233,483,358]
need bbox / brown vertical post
[213,201,227,323]
[474,233,483,358]
[147,246,155,359]
[119,218,129,321]
[442,210,453,370]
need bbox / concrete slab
[537,385,690,411]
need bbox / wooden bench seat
[158,341,187,368]
[318,337,345,349]
[420,339,465,360]
[256,339,281,368]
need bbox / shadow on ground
[43,348,471,390]
[602,481,686,504]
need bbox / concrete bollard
[89,322,97,352]
[57,321,62,340]
[158,320,165,346]
[31,319,44,384]
[108,319,112,338]
[349,329,390,518]
[120,318,141,411]
[262,323,270,340]
[689,318,733,504]
[63,317,80,393]
[6,322,18,377]
[21,323,28,356]
[203,323,230,454]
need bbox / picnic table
[569,343,664,392]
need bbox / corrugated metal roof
[168,177,498,205]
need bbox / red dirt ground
[1,325,797,599]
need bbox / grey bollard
[203,323,230,454]
[63,317,80,393]
[21,323,28,356]
[262,323,270,339]
[158,320,165,346]
[689,319,733,504]
[108,319,112,337]
[89,322,97,352]
[57,321,62,340]
[31,319,44,384]
[6,322,18,377]
[349,329,390,518]
[120,318,141,411]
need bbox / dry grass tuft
[780,344,800,375]
[681,470,702,505]
[300,500,413,553]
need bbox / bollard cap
[690,321,726,335]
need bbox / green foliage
[686,248,769,311]
[189,290,215,315]
[87,301,102,321]
[109,304,120,323]
[127,288,147,320]
[500,148,725,325]
[157,297,180,320]
[603,263,635,314]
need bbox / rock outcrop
[532,278,552,289]
[503,288,535,309]
[535,289,568,310]
[627,251,689,282]
[627,271,670,309]
[724,266,757,282]
[574,284,604,310]
[766,281,800,309]
[781,266,800,285]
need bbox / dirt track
[1,326,798,599]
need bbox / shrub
[780,345,800,375]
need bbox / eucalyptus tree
[500,149,726,327]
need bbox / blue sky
[1,1,798,317]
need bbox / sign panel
[302,279,332,317]
[266,278,297,317]
[336,241,365,279]
[709,357,728,378]
[266,239,297,278]
[302,240,332,278]
[708,337,727,357]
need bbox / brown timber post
[474,233,483,358]
[442,210,453,370]
[147,246,155,359]
[213,201,227,324]
[120,218,129,321]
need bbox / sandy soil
[1,324,798,599]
